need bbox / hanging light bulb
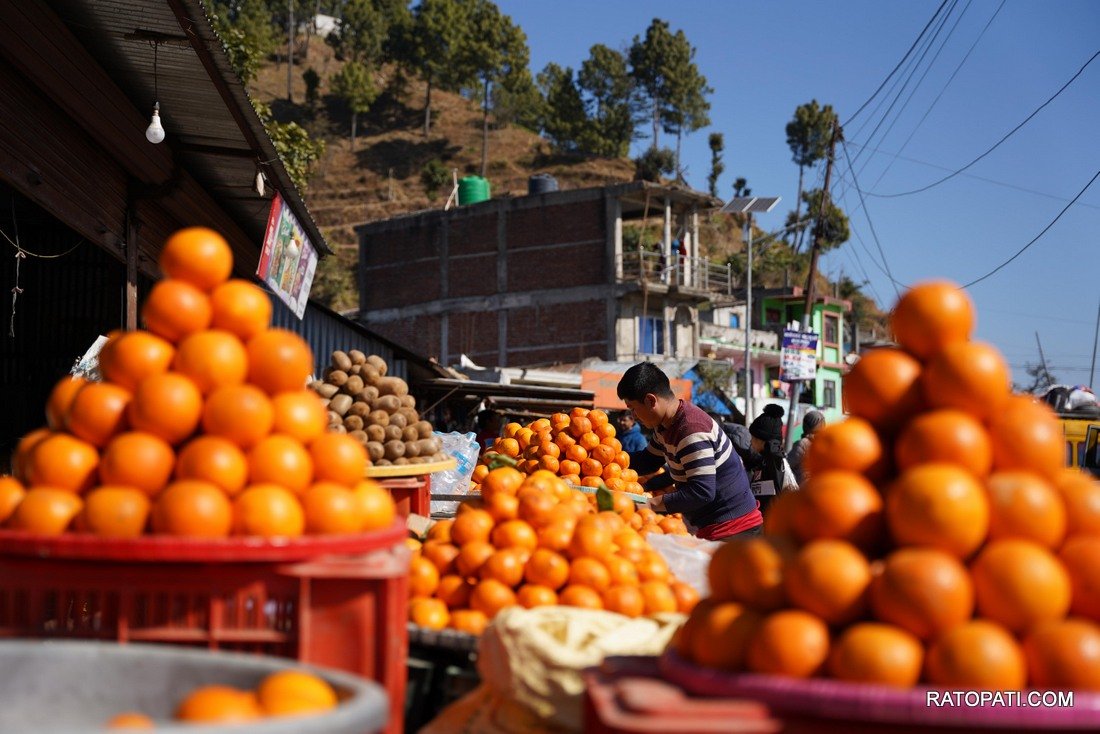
[145,101,165,144]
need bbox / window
[824,313,840,346]
[765,307,782,325]
[729,313,740,329]
[823,379,837,409]
[640,316,665,354]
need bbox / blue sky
[496,0,1100,389]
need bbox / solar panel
[720,196,781,214]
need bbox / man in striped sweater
[617,362,763,540]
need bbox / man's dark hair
[617,362,675,402]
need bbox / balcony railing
[619,247,734,295]
[700,322,780,350]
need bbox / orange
[98,332,174,392]
[232,483,305,537]
[580,433,602,452]
[885,463,989,558]
[635,551,671,583]
[105,712,155,729]
[436,574,473,608]
[558,584,604,610]
[246,329,314,395]
[427,518,453,543]
[925,620,1026,689]
[793,471,884,550]
[539,455,560,474]
[202,384,274,448]
[45,376,87,430]
[128,372,203,445]
[410,555,442,598]
[256,669,337,717]
[842,348,923,433]
[672,599,713,661]
[449,609,489,635]
[65,381,132,447]
[602,585,645,617]
[971,539,1071,634]
[210,279,272,340]
[569,556,611,591]
[470,578,517,618]
[713,535,793,611]
[921,342,1010,421]
[784,539,871,626]
[152,480,232,537]
[497,438,520,458]
[828,622,923,687]
[658,516,687,535]
[271,390,328,444]
[517,584,559,608]
[99,432,176,498]
[78,486,151,538]
[803,418,883,476]
[485,492,519,522]
[524,548,569,589]
[565,445,588,464]
[9,488,83,534]
[895,409,992,477]
[746,609,830,678]
[762,489,801,539]
[175,436,249,496]
[308,432,367,485]
[409,597,450,629]
[451,508,495,545]
[0,477,26,525]
[172,330,248,395]
[24,433,99,493]
[671,581,700,613]
[1060,536,1100,620]
[422,542,461,575]
[301,482,361,534]
[568,516,613,559]
[455,541,495,578]
[869,547,973,641]
[159,227,233,291]
[640,580,678,614]
[247,434,314,495]
[1022,618,1100,690]
[352,479,397,531]
[985,471,1066,548]
[142,279,213,343]
[889,280,974,360]
[491,519,538,552]
[13,428,51,482]
[559,460,581,478]
[689,601,761,670]
[175,685,262,723]
[479,548,526,587]
[536,522,574,552]
[988,395,1066,479]
[570,415,593,438]
[516,489,557,528]
[1056,472,1100,538]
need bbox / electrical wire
[961,167,1100,289]
[870,48,1100,198]
[840,141,902,298]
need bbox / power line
[843,0,951,126]
[840,141,902,298]
[962,167,1100,289]
[870,48,1100,198]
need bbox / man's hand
[647,494,665,512]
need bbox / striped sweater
[629,400,757,529]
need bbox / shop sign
[258,192,318,319]
[780,329,819,381]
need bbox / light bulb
[145,102,165,144]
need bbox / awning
[416,378,594,415]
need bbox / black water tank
[528,174,559,196]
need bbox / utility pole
[287,0,294,103]
[784,118,840,449]
[1036,331,1052,388]
[1091,297,1100,389]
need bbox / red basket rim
[0,520,407,562]
[659,649,1100,728]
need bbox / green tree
[537,63,585,152]
[209,0,279,84]
[331,61,379,148]
[732,177,750,197]
[493,66,542,132]
[707,132,724,197]
[801,188,849,252]
[303,67,321,109]
[577,44,638,158]
[406,0,470,137]
[662,50,711,176]
[633,147,675,182]
[421,159,451,200]
[327,0,386,64]
[785,100,837,250]
[254,102,326,191]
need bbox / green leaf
[596,484,614,512]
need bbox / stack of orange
[472,408,646,495]
[674,280,1100,691]
[408,465,700,635]
[0,227,395,540]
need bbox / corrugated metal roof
[46,0,330,256]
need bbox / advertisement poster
[780,329,819,381]
[257,192,318,319]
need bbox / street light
[721,196,780,426]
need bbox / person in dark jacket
[616,411,648,453]
[617,363,761,540]
[788,410,825,485]
[747,404,796,511]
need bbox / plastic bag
[644,532,723,597]
[430,431,480,517]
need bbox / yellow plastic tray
[364,457,457,478]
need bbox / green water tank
[457,175,491,206]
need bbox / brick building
[355,182,729,368]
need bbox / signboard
[257,192,318,319]
[582,369,692,410]
[780,329,819,381]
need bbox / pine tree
[331,61,379,148]
[800,188,849,252]
[327,0,387,64]
[209,0,279,84]
[577,44,638,158]
[785,100,837,250]
[707,133,725,197]
[537,63,586,152]
[405,0,469,136]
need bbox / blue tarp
[683,367,734,416]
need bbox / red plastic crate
[0,523,409,734]
[379,475,430,517]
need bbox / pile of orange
[408,465,699,635]
[675,280,1100,691]
[0,227,395,539]
[106,668,338,728]
[473,408,647,495]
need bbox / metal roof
[46,0,330,256]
